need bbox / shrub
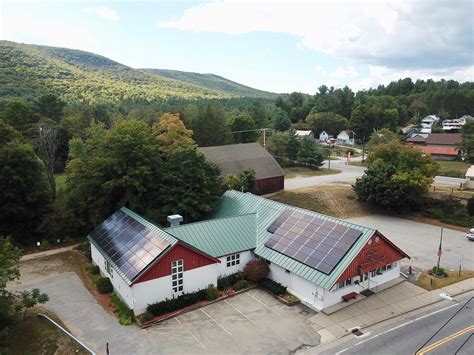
[244,259,270,282]
[139,312,155,323]
[147,289,208,317]
[110,292,133,325]
[92,274,102,284]
[96,277,113,294]
[432,266,445,276]
[233,279,251,291]
[40,239,51,250]
[259,278,287,296]
[468,197,474,216]
[86,265,100,275]
[206,284,219,301]
[217,272,245,290]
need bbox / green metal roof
[166,213,257,257]
[210,190,377,290]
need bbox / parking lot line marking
[200,308,233,336]
[153,331,194,344]
[224,299,257,326]
[246,290,270,308]
[188,330,206,349]
[174,317,180,324]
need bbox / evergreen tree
[272,108,291,132]
[297,137,325,169]
[191,104,230,147]
[286,127,300,160]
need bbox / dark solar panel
[264,209,362,274]
[89,209,171,281]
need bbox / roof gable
[166,213,257,257]
[198,143,284,180]
[87,207,179,285]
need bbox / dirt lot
[269,184,373,219]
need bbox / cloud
[332,65,358,79]
[84,6,120,22]
[1,17,99,52]
[160,0,473,72]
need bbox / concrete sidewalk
[308,278,474,343]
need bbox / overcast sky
[1,0,473,93]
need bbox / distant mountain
[143,68,274,98]
[0,41,276,104]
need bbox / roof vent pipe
[167,214,183,227]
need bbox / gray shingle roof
[198,142,284,180]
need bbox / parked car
[466,228,474,241]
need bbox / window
[226,253,240,267]
[371,270,377,277]
[387,263,393,270]
[338,278,352,289]
[104,259,113,278]
[171,259,184,294]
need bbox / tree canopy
[306,111,348,136]
[152,113,195,156]
[354,141,438,212]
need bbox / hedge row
[259,278,287,296]
[96,277,113,294]
[147,287,214,317]
[110,292,134,325]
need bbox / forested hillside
[143,69,273,98]
[0,41,275,104]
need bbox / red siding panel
[134,243,217,284]
[257,176,284,195]
[336,232,408,284]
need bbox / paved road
[285,161,465,190]
[433,175,465,187]
[285,159,365,189]
[347,215,473,272]
[318,293,474,355]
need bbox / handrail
[37,313,96,355]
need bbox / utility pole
[436,227,443,273]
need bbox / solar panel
[89,209,171,281]
[264,209,362,275]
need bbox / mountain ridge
[0,40,277,104]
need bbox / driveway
[347,215,474,272]
[12,264,319,354]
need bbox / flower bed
[277,293,300,306]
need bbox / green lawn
[284,167,341,179]
[436,160,470,178]
[9,310,88,355]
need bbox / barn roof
[209,191,393,290]
[166,213,257,257]
[425,133,462,146]
[198,142,284,180]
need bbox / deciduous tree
[152,113,195,156]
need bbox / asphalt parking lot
[347,215,474,272]
[11,257,320,355]
[150,288,319,354]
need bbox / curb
[337,286,474,339]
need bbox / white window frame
[226,253,240,267]
[338,278,352,289]
[104,259,113,278]
[171,259,184,294]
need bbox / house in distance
[88,191,409,315]
[198,142,284,195]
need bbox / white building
[319,131,329,142]
[465,166,474,189]
[295,130,315,140]
[88,192,409,314]
[336,130,355,145]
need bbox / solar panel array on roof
[89,210,171,281]
[265,209,362,274]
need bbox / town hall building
[88,191,409,315]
